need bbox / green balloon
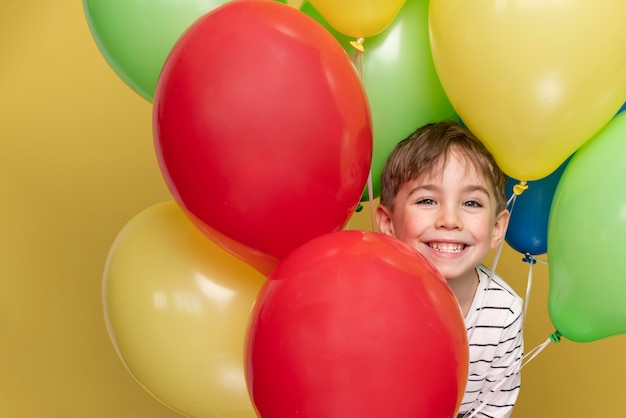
[548,112,626,343]
[301,0,457,200]
[84,0,287,102]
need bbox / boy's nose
[435,206,462,230]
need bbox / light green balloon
[548,112,626,343]
[301,0,457,200]
[84,0,287,102]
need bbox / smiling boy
[376,121,523,417]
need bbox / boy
[376,121,523,417]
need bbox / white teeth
[429,243,464,253]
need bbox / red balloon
[246,230,468,418]
[153,0,372,275]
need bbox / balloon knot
[513,181,528,196]
[350,37,365,53]
[522,253,537,264]
[550,331,562,343]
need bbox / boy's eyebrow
[407,183,492,197]
[405,183,443,199]
[463,184,491,196]
[406,183,439,195]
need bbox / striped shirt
[458,265,524,417]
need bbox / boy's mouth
[428,242,465,253]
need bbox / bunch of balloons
[302,0,626,347]
[89,0,471,417]
[87,0,626,416]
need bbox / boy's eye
[463,200,483,208]
[416,198,436,205]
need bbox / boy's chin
[435,266,476,284]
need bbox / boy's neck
[447,268,479,318]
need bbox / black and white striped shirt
[458,265,524,417]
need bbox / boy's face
[377,153,509,283]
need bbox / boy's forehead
[403,155,496,199]
[418,152,489,182]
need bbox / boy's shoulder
[476,264,523,309]
[467,265,524,331]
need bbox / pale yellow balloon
[308,0,406,39]
[429,0,626,181]
[103,201,265,418]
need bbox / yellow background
[1,0,625,416]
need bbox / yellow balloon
[307,0,407,39]
[103,201,265,418]
[429,0,626,181]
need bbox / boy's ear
[490,209,510,249]
[376,205,395,237]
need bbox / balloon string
[507,189,518,210]
[521,254,547,322]
[522,331,560,368]
[349,38,371,228]
[507,184,547,322]
[506,180,528,221]
[489,237,504,278]
[463,332,559,418]
[366,170,376,231]
[351,46,363,75]
[347,170,375,232]
[523,255,534,322]
[489,188,517,274]
[488,184,516,275]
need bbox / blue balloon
[616,102,626,116]
[505,158,570,255]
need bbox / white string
[521,335,553,368]
[463,335,555,418]
[489,237,504,277]
[484,190,517,283]
[366,169,376,232]
[344,169,376,232]
[523,260,533,323]
[522,256,547,322]
[347,48,376,233]
[506,191,517,209]
[488,190,517,274]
